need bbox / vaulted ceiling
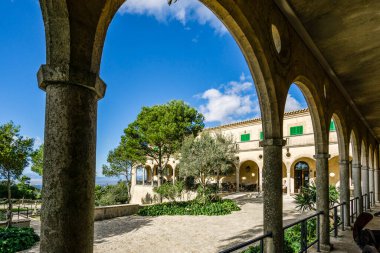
[281,0,380,140]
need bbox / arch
[290,157,316,193]
[239,160,260,191]
[330,112,349,160]
[350,130,360,164]
[290,77,328,154]
[328,156,340,187]
[361,139,368,167]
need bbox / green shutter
[240,133,250,142]
[260,131,264,140]
[330,121,336,131]
[290,125,303,136]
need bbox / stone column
[142,168,145,186]
[131,166,137,188]
[38,65,105,253]
[173,165,176,185]
[286,166,291,196]
[314,153,331,251]
[352,163,363,213]
[151,167,154,187]
[369,168,374,203]
[261,138,285,253]
[236,166,240,193]
[375,169,380,202]
[362,166,370,209]
[339,160,350,226]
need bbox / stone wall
[94,204,140,221]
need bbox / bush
[195,185,220,204]
[153,181,185,202]
[138,199,240,216]
[295,183,339,211]
[0,227,39,253]
[95,181,129,206]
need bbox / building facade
[130,109,350,204]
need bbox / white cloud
[198,74,259,124]
[119,0,227,35]
[285,94,303,112]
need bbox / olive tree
[179,132,238,197]
[0,122,34,227]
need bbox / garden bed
[138,199,240,216]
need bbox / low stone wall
[94,204,140,221]
[0,218,31,228]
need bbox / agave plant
[294,183,339,212]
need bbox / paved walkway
[22,194,304,253]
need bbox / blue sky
[0,0,307,184]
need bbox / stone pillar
[261,138,285,253]
[151,167,154,187]
[287,166,291,196]
[362,166,370,209]
[369,168,374,202]
[236,166,240,193]
[38,65,105,253]
[352,163,363,213]
[142,168,145,186]
[314,153,331,251]
[339,160,350,226]
[131,166,137,188]
[173,165,176,185]
[375,169,380,202]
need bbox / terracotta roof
[205,108,309,130]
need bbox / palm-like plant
[294,183,339,212]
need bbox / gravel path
[22,194,303,253]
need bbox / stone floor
[21,194,374,253]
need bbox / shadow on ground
[217,225,264,252]
[94,215,153,244]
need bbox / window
[290,125,303,136]
[259,131,264,140]
[240,133,250,142]
[330,121,336,131]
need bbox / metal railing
[221,192,376,253]
[283,211,322,253]
[329,202,345,238]
[350,196,360,223]
[219,232,272,253]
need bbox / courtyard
[24,194,303,253]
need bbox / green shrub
[153,181,185,202]
[138,199,240,216]
[0,211,5,221]
[295,183,339,211]
[0,227,39,253]
[95,181,129,206]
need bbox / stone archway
[239,160,260,192]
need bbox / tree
[0,122,34,227]
[179,132,238,200]
[124,100,204,188]
[102,134,146,202]
[31,144,43,176]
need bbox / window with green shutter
[290,125,303,136]
[330,121,336,131]
[260,131,264,140]
[240,133,250,142]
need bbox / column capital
[361,166,369,171]
[37,64,106,99]
[259,138,286,147]
[352,163,362,168]
[313,153,331,159]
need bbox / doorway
[294,161,310,192]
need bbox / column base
[320,243,333,253]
